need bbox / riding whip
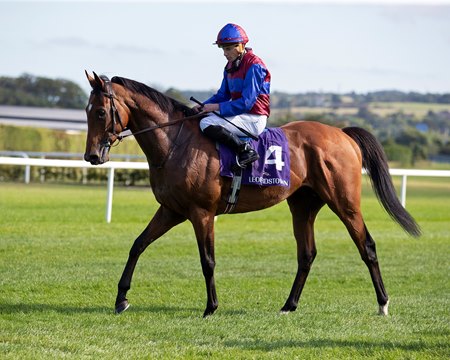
[189,96,258,140]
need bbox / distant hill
[178,89,450,109]
[1,74,449,110]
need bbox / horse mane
[111,76,197,116]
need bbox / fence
[0,156,148,223]
[1,156,449,223]
[0,151,146,184]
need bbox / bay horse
[84,71,420,317]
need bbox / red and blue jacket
[204,48,271,117]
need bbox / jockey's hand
[192,104,203,113]
[202,103,220,113]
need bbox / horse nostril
[85,154,100,165]
[91,155,100,164]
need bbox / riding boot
[203,125,259,167]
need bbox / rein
[116,113,200,169]
[116,113,202,142]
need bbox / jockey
[194,23,271,167]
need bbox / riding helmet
[214,23,249,46]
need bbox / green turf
[0,178,449,359]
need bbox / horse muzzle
[84,143,110,165]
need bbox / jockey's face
[221,43,245,62]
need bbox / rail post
[106,167,115,223]
[401,174,407,207]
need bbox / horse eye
[97,109,106,118]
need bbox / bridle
[97,75,126,148]
[103,77,126,135]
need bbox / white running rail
[1,156,449,223]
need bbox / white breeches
[199,112,267,137]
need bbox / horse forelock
[111,76,196,117]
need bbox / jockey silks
[204,48,271,118]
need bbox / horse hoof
[280,304,297,313]
[378,300,389,316]
[203,310,214,318]
[115,300,130,314]
[203,306,218,318]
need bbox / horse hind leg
[316,154,389,315]
[362,224,390,315]
[281,187,325,313]
[339,210,390,315]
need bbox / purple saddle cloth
[219,128,290,187]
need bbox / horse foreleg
[115,205,186,314]
[190,209,218,317]
[281,188,324,313]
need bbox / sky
[1,0,450,95]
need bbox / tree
[383,141,413,166]
[395,129,429,164]
[331,94,342,109]
[0,73,88,109]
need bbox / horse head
[84,71,131,165]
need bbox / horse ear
[86,71,105,91]
[93,72,105,90]
[85,70,96,89]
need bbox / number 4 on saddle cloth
[218,127,291,212]
[220,127,291,186]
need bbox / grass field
[369,102,450,118]
[0,178,449,359]
[271,102,450,120]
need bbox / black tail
[343,127,421,237]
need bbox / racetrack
[0,179,448,359]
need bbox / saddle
[218,127,290,213]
